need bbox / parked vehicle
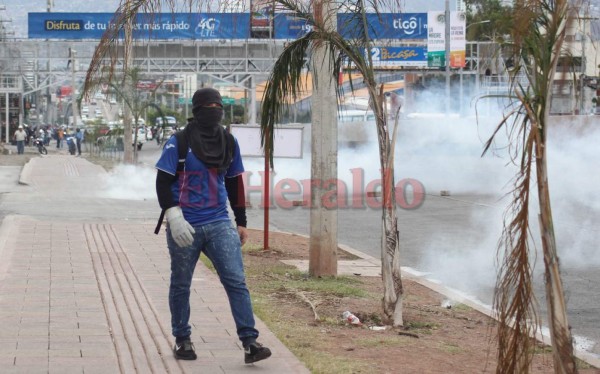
[155,116,177,129]
[337,109,376,147]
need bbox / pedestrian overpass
[0,38,493,141]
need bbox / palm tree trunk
[374,91,403,326]
[535,144,577,374]
[380,174,403,326]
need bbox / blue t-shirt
[155,135,244,226]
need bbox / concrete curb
[18,157,35,185]
[267,228,600,369]
[0,215,18,282]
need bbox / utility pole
[46,0,52,125]
[445,0,451,114]
[70,48,78,130]
[309,0,338,277]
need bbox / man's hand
[237,226,249,246]
[165,207,195,247]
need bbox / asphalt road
[142,134,599,356]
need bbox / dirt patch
[242,229,599,374]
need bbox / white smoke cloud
[99,164,157,201]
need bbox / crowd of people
[10,123,83,156]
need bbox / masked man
[155,88,271,364]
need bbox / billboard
[274,13,312,39]
[28,13,251,40]
[338,13,428,40]
[449,12,466,68]
[367,46,428,67]
[426,11,466,68]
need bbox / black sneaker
[173,339,197,360]
[244,342,271,364]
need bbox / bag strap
[154,131,188,234]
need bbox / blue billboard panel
[274,13,312,39]
[338,13,428,40]
[28,13,250,40]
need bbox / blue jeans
[167,220,258,343]
[16,140,24,154]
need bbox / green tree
[465,0,514,41]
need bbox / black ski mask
[187,88,231,173]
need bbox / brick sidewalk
[0,154,309,374]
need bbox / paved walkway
[0,150,310,374]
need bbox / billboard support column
[249,76,256,126]
[4,93,8,144]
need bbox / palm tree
[483,0,581,372]
[260,0,405,325]
[88,68,163,161]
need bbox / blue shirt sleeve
[155,136,179,176]
[226,136,244,178]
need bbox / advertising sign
[427,11,446,68]
[338,13,428,40]
[28,13,250,40]
[449,12,466,68]
[367,46,427,67]
[274,13,312,39]
[427,11,466,68]
[231,125,303,158]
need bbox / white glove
[166,206,195,247]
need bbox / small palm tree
[483,0,580,372]
[260,0,405,326]
[83,0,411,328]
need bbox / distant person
[75,128,83,156]
[13,125,26,154]
[155,88,271,364]
[66,135,76,155]
[57,127,64,149]
[44,126,51,146]
[25,125,34,146]
[155,127,162,144]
